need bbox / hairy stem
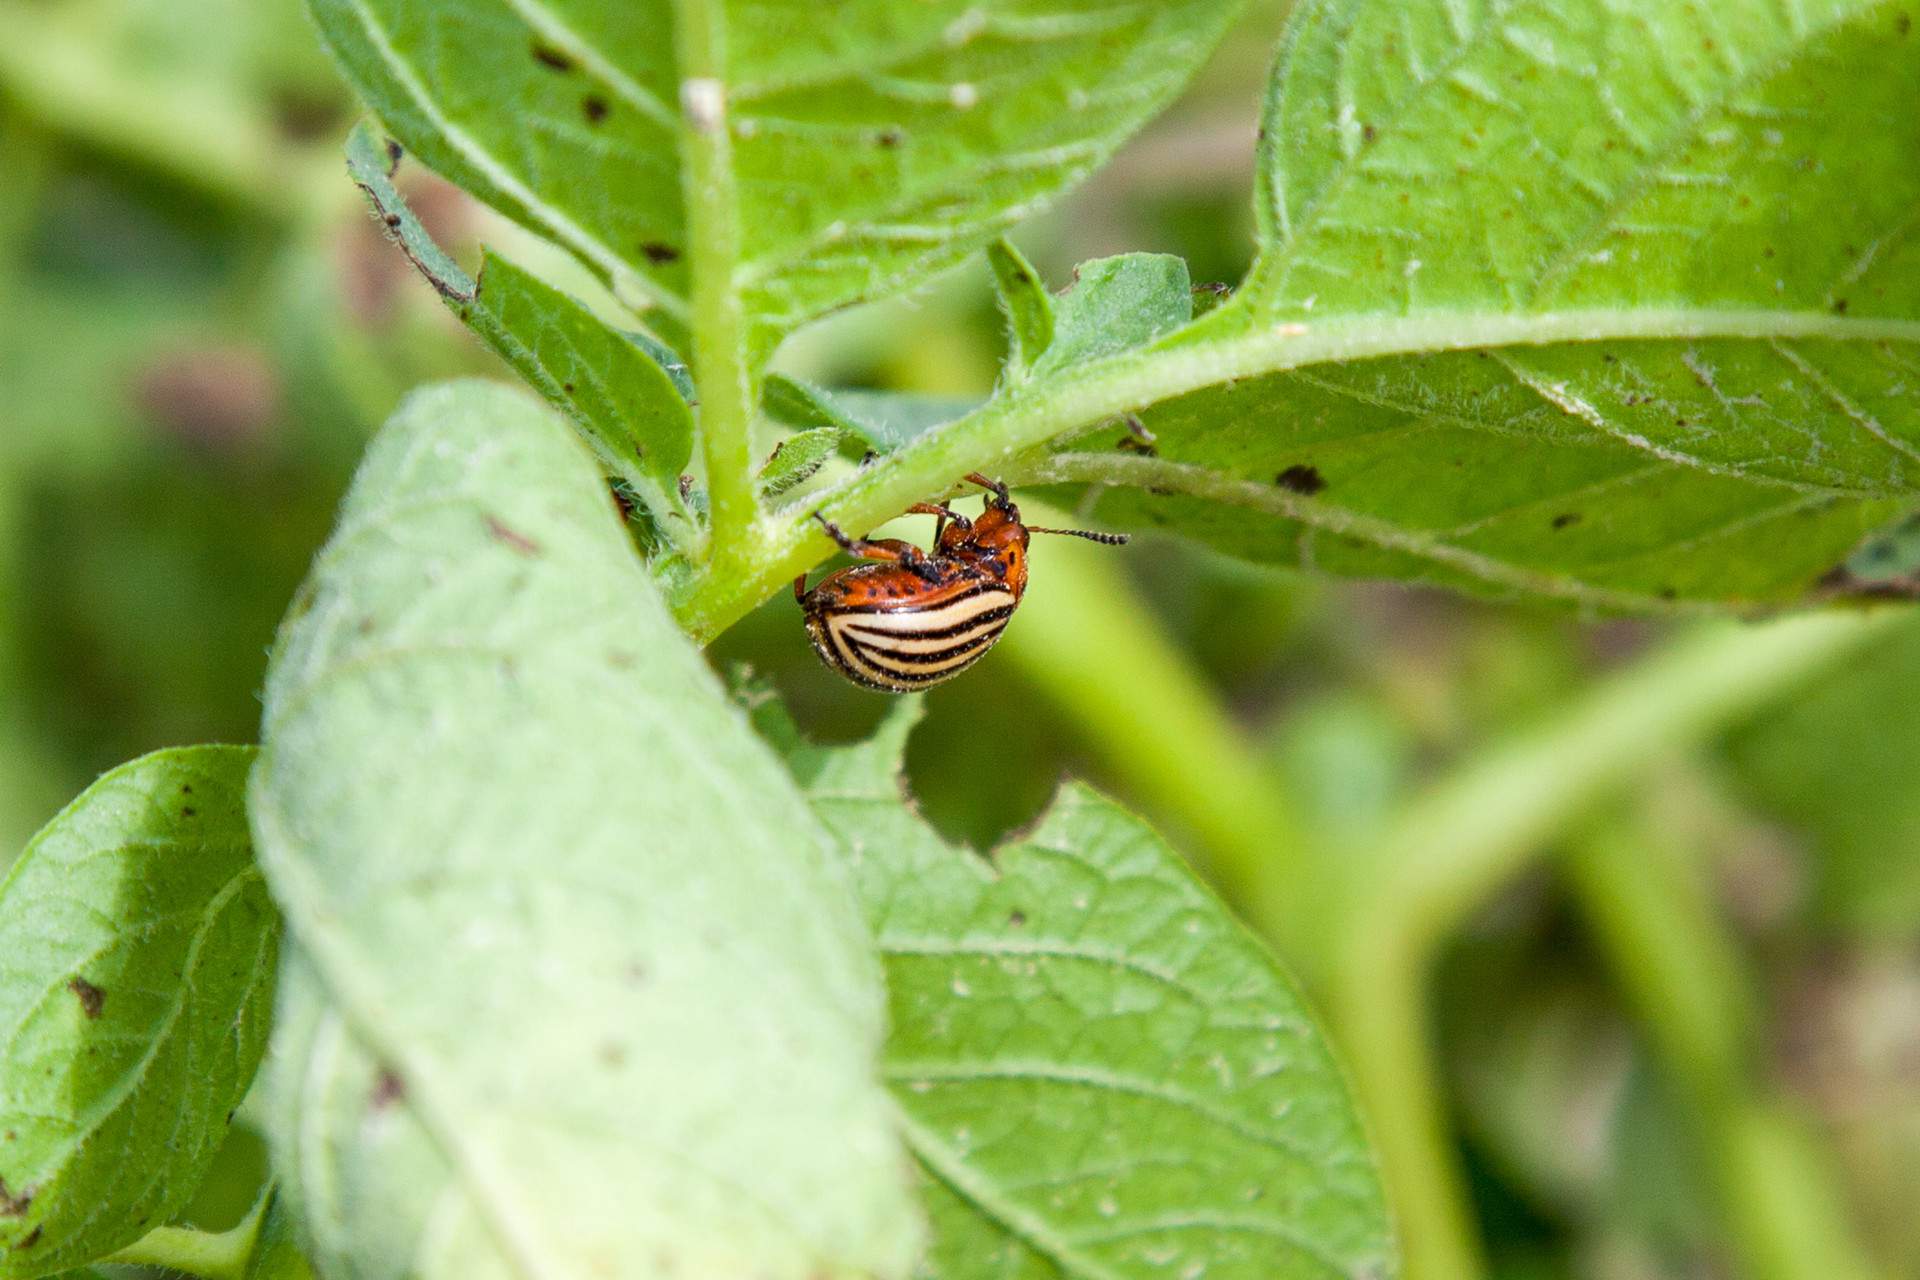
[673,4,760,570]
[1328,609,1902,1280]
[1567,808,1879,1280]
[995,502,1314,950]
[672,307,1920,639]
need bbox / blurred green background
[3,2,1918,1277]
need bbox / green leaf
[344,125,696,537]
[251,380,919,1278]
[986,240,1054,377]
[308,0,1248,340]
[749,693,1395,1280]
[0,747,276,1278]
[1044,0,1920,607]
[1032,254,1192,377]
[758,427,843,499]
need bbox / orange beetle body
[794,475,1121,694]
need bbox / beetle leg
[964,472,1013,509]
[792,573,810,602]
[906,501,962,544]
[811,513,940,578]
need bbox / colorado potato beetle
[794,473,1128,693]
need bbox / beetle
[794,472,1128,693]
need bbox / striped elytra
[794,474,1127,694]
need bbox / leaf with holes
[1015,0,1920,609]
[345,124,696,542]
[745,690,1395,1280]
[250,380,919,1278]
[308,0,1248,342]
[0,746,276,1279]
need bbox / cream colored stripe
[833,616,1007,655]
[837,591,1015,634]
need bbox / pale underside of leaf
[251,381,918,1280]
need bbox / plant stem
[673,2,760,571]
[1328,610,1902,1280]
[671,307,1920,639]
[994,502,1314,951]
[102,1196,271,1280]
[1566,808,1879,1280]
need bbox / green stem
[671,306,1920,639]
[993,502,1314,951]
[673,3,761,571]
[1567,808,1879,1280]
[102,1195,270,1280]
[1329,610,1903,1280]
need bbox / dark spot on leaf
[641,242,681,264]
[1601,353,1617,363]
[182,806,196,817]
[583,95,610,124]
[1361,122,1377,143]
[68,978,104,1019]
[484,514,541,556]
[608,650,636,668]
[599,1042,627,1068]
[1658,587,1677,600]
[1764,245,1776,258]
[1898,11,1912,34]
[626,961,648,985]
[1276,464,1327,495]
[383,212,402,230]
[16,1227,39,1250]
[0,1179,30,1217]
[181,783,193,794]
[370,1069,406,1111]
[1832,297,1849,314]
[531,42,575,72]
[1551,512,1581,530]
[1008,909,1027,927]
[563,381,576,395]
[875,127,903,148]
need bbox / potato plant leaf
[987,240,1055,378]
[250,381,919,1279]
[344,124,696,539]
[1031,254,1193,378]
[746,691,1395,1280]
[308,0,1248,342]
[758,426,843,498]
[0,747,275,1278]
[1035,0,1920,608]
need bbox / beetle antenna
[1027,526,1130,545]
